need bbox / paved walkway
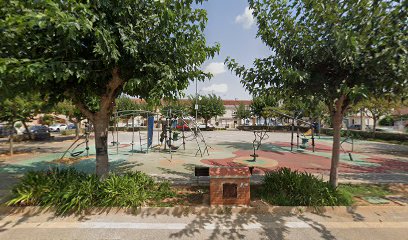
[1,206,407,239]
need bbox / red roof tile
[393,107,408,116]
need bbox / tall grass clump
[259,168,351,206]
[7,168,175,215]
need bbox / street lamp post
[195,79,198,129]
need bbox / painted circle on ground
[232,156,278,168]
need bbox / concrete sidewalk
[1,206,407,240]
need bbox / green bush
[379,116,394,126]
[60,129,76,135]
[7,168,174,215]
[41,114,54,126]
[259,168,351,206]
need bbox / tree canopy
[226,0,407,187]
[54,100,85,138]
[189,94,226,125]
[235,103,251,121]
[0,0,219,176]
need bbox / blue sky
[183,0,270,100]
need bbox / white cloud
[202,83,228,94]
[235,6,254,29]
[203,62,226,76]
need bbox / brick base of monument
[209,167,251,206]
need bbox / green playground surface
[1,131,407,183]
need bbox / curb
[1,205,406,216]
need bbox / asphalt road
[1,207,407,240]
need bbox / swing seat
[169,145,179,150]
[70,151,84,157]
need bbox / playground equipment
[265,109,317,152]
[110,109,210,158]
[110,110,158,154]
[341,119,355,161]
[60,121,91,159]
[250,130,269,161]
[160,109,210,158]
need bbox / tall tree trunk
[74,121,80,139]
[372,116,377,138]
[22,121,32,140]
[74,67,123,177]
[93,114,110,178]
[360,108,365,131]
[9,132,14,156]
[204,118,208,129]
[329,95,348,188]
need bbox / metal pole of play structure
[85,120,89,157]
[311,124,315,152]
[132,114,135,154]
[296,125,300,149]
[115,112,119,154]
[146,112,149,154]
[290,117,295,152]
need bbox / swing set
[160,109,210,158]
[109,109,211,158]
[60,121,91,159]
[110,110,159,154]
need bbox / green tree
[1,0,219,177]
[0,94,45,154]
[115,96,140,112]
[251,95,278,125]
[226,0,407,187]
[235,103,251,125]
[190,94,226,128]
[161,100,189,117]
[354,97,400,136]
[54,100,85,139]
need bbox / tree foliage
[251,95,278,118]
[54,100,85,138]
[189,94,226,124]
[160,100,189,117]
[0,93,46,154]
[0,93,45,127]
[226,0,407,187]
[0,0,219,176]
[353,96,401,134]
[235,103,251,120]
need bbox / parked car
[198,123,215,130]
[175,124,190,131]
[48,123,67,132]
[0,125,17,137]
[348,124,362,130]
[67,124,77,130]
[25,125,49,134]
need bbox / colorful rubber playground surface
[1,131,408,185]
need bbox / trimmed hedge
[237,125,408,142]
[320,128,408,142]
[237,125,310,132]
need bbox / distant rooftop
[131,98,252,106]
